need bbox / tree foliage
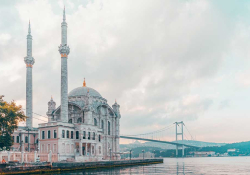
[0,99,26,148]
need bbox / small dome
[68,86,102,98]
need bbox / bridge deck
[120,136,199,148]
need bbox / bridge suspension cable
[184,124,194,140]
[123,123,174,137]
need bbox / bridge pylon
[174,121,184,157]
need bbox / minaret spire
[24,21,35,129]
[63,6,66,22]
[59,7,70,123]
[28,20,31,34]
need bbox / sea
[45,157,250,175]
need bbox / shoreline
[0,159,163,175]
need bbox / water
[48,157,250,175]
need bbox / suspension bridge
[120,121,198,157]
[23,109,197,157]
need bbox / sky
[1,0,250,143]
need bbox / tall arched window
[83,131,86,139]
[94,118,97,126]
[76,131,79,139]
[77,118,82,123]
[67,130,69,138]
[62,130,65,138]
[93,132,95,140]
[101,120,104,130]
[108,121,110,135]
[25,136,28,143]
[83,112,85,123]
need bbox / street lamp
[130,149,132,160]
[142,150,145,160]
[109,148,112,161]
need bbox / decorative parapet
[58,44,70,56]
[24,56,35,66]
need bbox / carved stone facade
[42,82,121,161]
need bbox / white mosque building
[11,8,121,162]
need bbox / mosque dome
[68,79,102,98]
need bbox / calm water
[48,157,250,175]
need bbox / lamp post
[130,149,132,160]
[109,148,112,161]
[142,150,145,160]
[27,127,30,152]
[153,150,156,158]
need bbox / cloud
[1,0,249,143]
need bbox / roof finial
[51,95,53,100]
[63,6,66,22]
[83,78,86,87]
[87,88,89,93]
[28,20,31,34]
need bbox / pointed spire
[51,95,53,100]
[28,20,31,34]
[83,78,86,87]
[63,6,66,22]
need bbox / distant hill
[197,141,250,154]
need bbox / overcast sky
[1,0,250,143]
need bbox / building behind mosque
[11,8,121,162]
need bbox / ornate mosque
[11,8,121,161]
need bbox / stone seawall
[0,159,163,174]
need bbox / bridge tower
[175,121,184,157]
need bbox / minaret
[24,21,35,128]
[58,7,70,122]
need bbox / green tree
[0,99,26,149]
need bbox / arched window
[83,131,86,139]
[62,130,65,138]
[25,136,28,143]
[67,130,69,138]
[76,131,79,139]
[101,120,104,130]
[83,112,85,123]
[77,118,82,123]
[92,132,95,140]
[48,130,51,139]
[68,119,72,123]
[108,121,111,135]
[88,132,90,140]
[99,135,101,142]
[94,118,97,126]
[16,136,20,143]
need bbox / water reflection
[176,162,185,175]
[41,157,250,175]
